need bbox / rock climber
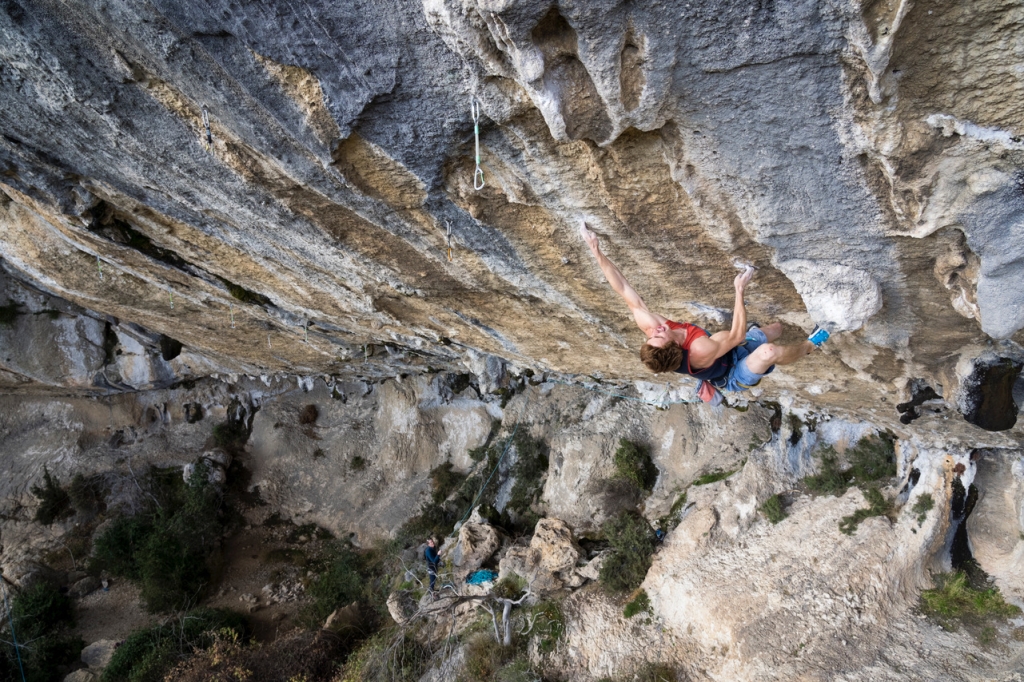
[579,221,829,405]
[424,536,441,593]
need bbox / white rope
[471,98,485,190]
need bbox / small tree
[31,466,71,525]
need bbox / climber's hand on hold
[580,221,600,255]
[734,265,754,293]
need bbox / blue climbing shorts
[717,327,775,392]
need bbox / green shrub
[802,448,852,496]
[760,494,787,524]
[102,608,246,682]
[692,469,736,486]
[31,466,71,525]
[624,590,651,618]
[803,434,896,497]
[921,571,1022,636]
[430,462,467,505]
[506,434,549,516]
[492,573,527,600]
[847,433,896,484]
[838,487,893,535]
[91,515,153,580]
[211,420,248,451]
[599,511,657,593]
[612,439,657,494]
[91,463,222,612]
[68,473,103,516]
[911,493,934,527]
[0,582,83,682]
[299,544,364,628]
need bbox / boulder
[63,671,98,682]
[449,522,501,574]
[68,576,102,599]
[324,601,362,634]
[202,448,232,468]
[498,518,582,595]
[81,639,118,670]
[387,590,418,626]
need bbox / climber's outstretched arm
[580,222,665,335]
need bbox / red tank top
[665,320,732,380]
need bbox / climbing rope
[229,304,235,329]
[1,579,27,682]
[470,98,485,190]
[457,391,530,527]
[168,288,173,310]
[201,105,212,149]
[446,221,453,262]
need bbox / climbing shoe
[807,325,830,348]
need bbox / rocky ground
[0,369,1021,681]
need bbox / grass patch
[838,487,893,535]
[759,494,787,524]
[599,511,657,594]
[657,492,688,533]
[31,465,71,525]
[337,629,431,682]
[921,571,1021,638]
[526,601,563,654]
[457,633,523,682]
[911,493,934,526]
[692,469,736,486]
[0,582,83,682]
[636,663,678,682]
[624,590,651,619]
[612,439,657,495]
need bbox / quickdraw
[470,98,484,190]
[229,303,235,329]
[202,105,212,149]
[446,220,453,262]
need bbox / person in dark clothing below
[580,221,830,405]
[424,536,441,593]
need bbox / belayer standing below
[424,536,441,593]
[579,221,829,404]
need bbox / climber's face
[647,324,673,348]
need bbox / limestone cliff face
[2,0,1022,435]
